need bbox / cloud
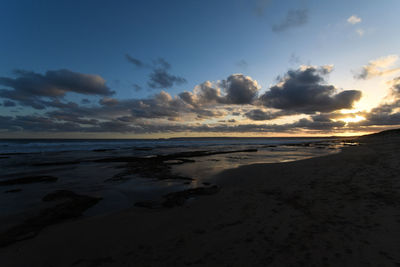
[289,53,302,65]
[356,29,365,36]
[354,55,400,79]
[347,15,361,25]
[292,117,345,130]
[99,97,119,106]
[153,58,171,70]
[352,102,400,127]
[347,76,400,127]
[272,9,308,33]
[125,54,146,68]
[0,113,346,134]
[221,74,260,104]
[391,76,400,96]
[148,68,187,89]
[260,66,362,113]
[3,100,16,107]
[254,0,273,16]
[81,99,90,104]
[0,66,369,135]
[132,84,142,91]
[236,60,248,69]
[181,74,260,106]
[245,109,292,121]
[126,55,186,90]
[0,69,114,109]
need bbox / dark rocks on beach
[163,158,196,165]
[42,190,81,202]
[163,186,220,207]
[0,191,101,247]
[95,149,258,164]
[0,175,58,186]
[32,161,81,166]
[135,185,220,209]
[97,149,258,182]
[4,188,22,193]
[284,143,311,147]
[92,148,116,152]
[133,147,153,151]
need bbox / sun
[340,115,366,123]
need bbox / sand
[1,134,400,266]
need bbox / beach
[1,133,400,266]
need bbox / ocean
[0,137,340,154]
[0,137,356,228]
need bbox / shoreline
[1,135,400,266]
[0,139,345,221]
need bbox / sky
[1,0,400,138]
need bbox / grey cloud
[49,110,99,126]
[126,55,186,90]
[0,115,83,132]
[3,100,16,107]
[292,117,345,131]
[391,77,400,95]
[0,69,114,109]
[260,66,362,113]
[132,84,142,92]
[353,76,400,126]
[99,97,119,106]
[0,114,346,134]
[193,81,221,105]
[254,0,273,16]
[178,91,198,107]
[181,74,260,106]
[126,54,146,68]
[236,60,248,69]
[44,91,190,123]
[272,9,308,33]
[153,58,171,70]
[148,68,187,89]
[363,112,400,126]
[289,53,302,65]
[222,74,260,104]
[245,109,292,121]
[355,102,400,127]
[0,66,369,135]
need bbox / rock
[97,149,258,182]
[134,186,221,209]
[92,148,116,152]
[4,188,22,193]
[42,190,80,201]
[163,186,220,208]
[133,147,153,151]
[32,161,80,166]
[0,176,58,186]
[134,201,163,209]
[0,191,101,247]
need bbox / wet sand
[1,134,400,266]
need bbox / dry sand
[1,135,400,266]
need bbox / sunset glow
[340,115,366,124]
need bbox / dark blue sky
[0,0,399,137]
